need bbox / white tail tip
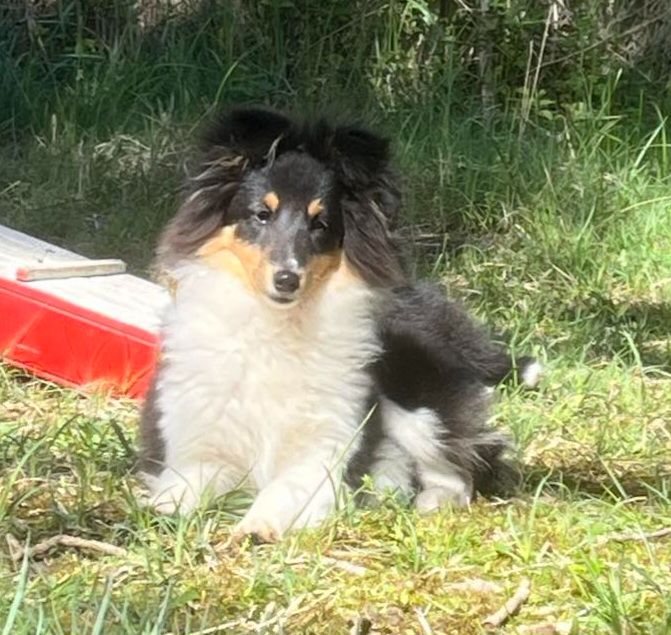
[521,361,543,389]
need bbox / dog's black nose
[273,270,300,293]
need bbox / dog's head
[158,108,405,306]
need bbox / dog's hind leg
[378,398,475,510]
[414,467,473,513]
[377,381,517,510]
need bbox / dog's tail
[479,354,543,389]
[383,284,542,389]
[516,357,543,389]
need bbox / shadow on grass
[523,458,671,499]
[602,299,671,368]
[556,295,671,370]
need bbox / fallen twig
[415,608,433,635]
[598,526,671,545]
[5,533,23,568]
[447,578,503,594]
[286,554,368,576]
[518,620,573,634]
[321,555,367,576]
[482,578,531,630]
[11,534,127,561]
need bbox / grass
[1,360,670,634]
[2,2,671,633]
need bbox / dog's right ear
[203,108,295,166]
[157,108,295,267]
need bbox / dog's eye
[255,209,272,224]
[311,217,328,232]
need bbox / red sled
[0,225,168,398]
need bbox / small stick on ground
[286,555,368,576]
[415,608,433,635]
[5,533,23,568]
[447,578,503,594]
[483,578,531,630]
[321,555,368,576]
[13,534,127,561]
[598,526,671,545]
[518,621,573,634]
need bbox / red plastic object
[0,276,159,398]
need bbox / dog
[139,108,540,542]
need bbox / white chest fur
[154,262,380,495]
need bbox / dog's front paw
[148,489,199,515]
[140,474,201,516]
[414,486,471,514]
[232,512,283,544]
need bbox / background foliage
[1,2,670,634]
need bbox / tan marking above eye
[263,191,280,212]
[307,198,324,217]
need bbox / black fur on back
[372,284,525,497]
[157,107,405,287]
[379,284,532,387]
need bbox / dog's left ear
[329,126,405,287]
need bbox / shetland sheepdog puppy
[139,108,540,542]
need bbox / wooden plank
[16,259,127,281]
[0,224,167,397]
